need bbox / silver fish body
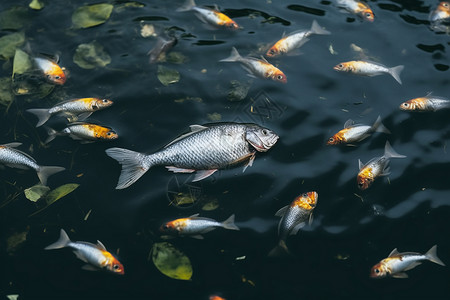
[334,60,404,84]
[399,95,450,112]
[45,122,118,144]
[148,35,177,64]
[0,142,65,185]
[106,123,279,189]
[327,116,391,145]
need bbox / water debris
[140,24,157,38]
[6,295,19,300]
[207,113,221,122]
[150,242,193,280]
[157,65,180,86]
[202,198,219,211]
[171,192,196,206]
[227,80,251,102]
[336,254,350,260]
[29,184,80,217]
[166,52,188,64]
[24,184,50,202]
[29,0,44,10]
[0,32,25,60]
[73,41,111,69]
[84,209,92,221]
[329,43,338,55]
[353,193,364,202]
[174,96,202,103]
[0,6,30,30]
[7,228,29,255]
[72,3,114,29]
[0,77,15,107]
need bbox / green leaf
[151,242,193,280]
[73,41,111,69]
[24,184,50,202]
[12,49,31,75]
[166,52,188,64]
[29,0,44,10]
[6,295,19,300]
[6,229,28,255]
[202,199,219,211]
[0,6,30,30]
[157,65,180,86]
[0,77,15,107]
[45,183,79,205]
[0,32,25,60]
[72,3,114,29]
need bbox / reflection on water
[1,0,450,299]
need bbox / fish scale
[0,146,39,170]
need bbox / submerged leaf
[24,184,50,202]
[72,3,114,29]
[0,32,25,60]
[12,49,31,75]
[46,183,79,205]
[202,199,219,211]
[0,77,15,107]
[7,229,29,255]
[157,65,180,86]
[73,41,111,69]
[0,6,30,30]
[151,242,193,280]
[6,295,19,300]
[29,0,44,10]
[166,52,188,64]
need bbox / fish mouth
[249,134,279,152]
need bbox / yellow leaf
[151,242,193,280]
[46,183,79,205]
[72,3,114,29]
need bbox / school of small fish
[2,0,449,296]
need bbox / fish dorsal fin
[189,213,200,218]
[275,205,289,217]
[281,31,286,38]
[358,159,364,170]
[2,142,22,148]
[344,119,354,128]
[96,240,107,251]
[164,125,208,148]
[260,56,269,63]
[425,91,433,97]
[213,4,220,11]
[388,248,399,257]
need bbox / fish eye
[107,132,112,136]
[328,138,334,142]
[338,64,343,68]
[269,49,275,54]
[444,3,449,7]
[374,268,380,274]
[365,12,372,17]
[302,193,308,197]
[55,76,61,80]
[402,103,409,107]
[277,75,284,80]
[102,99,109,103]
[262,129,268,135]
[113,264,120,270]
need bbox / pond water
[1,0,449,299]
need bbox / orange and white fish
[430,2,450,23]
[337,0,374,22]
[399,94,450,112]
[357,141,406,190]
[27,98,113,127]
[0,142,65,185]
[160,214,239,239]
[333,60,404,84]
[327,115,390,145]
[220,47,287,83]
[370,245,445,279]
[269,192,318,256]
[45,122,118,144]
[177,0,239,30]
[33,56,67,85]
[45,229,124,275]
[266,20,330,57]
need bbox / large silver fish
[105,123,279,189]
[0,142,65,185]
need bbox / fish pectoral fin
[358,159,364,170]
[392,272,408,279]
[388,248,400,257]
[242,153,255,173]
[188,213,200,218]
[76,112,93,121]
[403,262,422,271]
[73,250,89,263]
[308,213,314,225]
[190,235,204,239]
[81,264,100,272]
[2,142,22,148]
[96,240,107,251]
[344,119,354,128]
[192,169,217,182]
[290,222,306,235]
[166,166,196,173]
[381,166,391,177]
[275,205,289,217]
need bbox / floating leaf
[140,24,156,38]
[24,184,50,202]
[227,80,251,102]
[72,3,114,29]
[207,113,221,122]
[115,1,145,12]
[6,295,19,300]
[46,183,79,205]
[0,32,25,60]
[157,65,179,86]
[73,41,111,69]
[7,229,29,255]
[29,0,44,10]
[0,77,15,107]
[0,6,30,30]
[172,192,196,206]
[166,52,188,64]
[12,49,31,75]
[151,242,193,280]
[202,199,219,211]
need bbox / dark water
[1,0,449,299]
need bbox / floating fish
[220,47,287,83]
[105,123,279,189]
[333,60,404,84]
[177,0,239,30]
[266,20,330,57]
[27,98,113,127]
[45,229,124,275]
[33,56,67,85]
[327,115,391,145]
[357,141,406,190]
[0,142,65,185]
[269,191,318,255]
[148,35,177,64]
[160,214,239,239]
[399,94,450,112]
[370,245,445,279]
[45,122,118,144]
[336,0,374,22]
[429,1,450,23]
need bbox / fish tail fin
[45,229,71,250]
[372,115,391,134]
[176,0,196,12]
[268,240,291,257]
[37,165,65,186]
[105,147,151,189]
[221,214,240,231]
[219,47,242,63]
[26,108,51,127]
[425,245,446,266]
[310,20,330,35]
[44,126,59,144]
[388,65,404,85]
[384,141,406,159]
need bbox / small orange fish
[371,245,445,279]
[220,47,287,83]
[210,296,226,300]
[357,141,406,190]
[337,0,374,22]
[399,94,450,112]
[327,116,390,145]
[45,229,124,275]
[45,122,118,143]
[333,60,404,84]
[430,2,450,23]
[33,56,67,85]
[177,0,239,30]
